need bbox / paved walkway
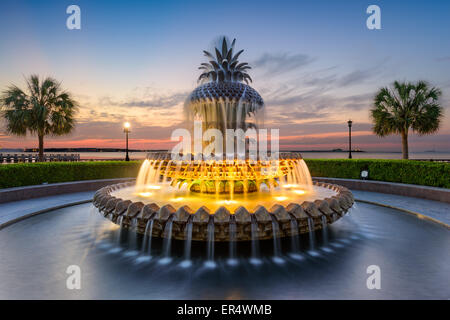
[0,189,448,228]
[0,191,94,227]
[352,190,450,226]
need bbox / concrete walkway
[0,191,94,228]
[0,189,448,229]
[352,190,450,226]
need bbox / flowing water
[142,219,154,255]
[205,220,216,268]
[289,219,302,260]
[159,219,173,265]
[250,220,262,265]
[228,222,238,266]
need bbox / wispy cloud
[337,69,374,87]
[253,53,315,76]
[98,91,189,109]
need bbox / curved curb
[355,198,450,229]
[0,178,136,204]
[0,200,92,231]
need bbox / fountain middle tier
[136,152,313,194]
[92,152,354,241]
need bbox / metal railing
[0,153,81,164]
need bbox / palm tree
[1,75,78,161]
[370,81,443,159]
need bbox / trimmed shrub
[0,159,448,189]
[304,159,450,189]
[0,161,142,189]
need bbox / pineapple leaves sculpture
[198,38,252,84]
[187,37,264,136]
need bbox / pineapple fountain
[92,38,354,245]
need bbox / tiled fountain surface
[1,180,449,229]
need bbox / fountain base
[93,181,354,241]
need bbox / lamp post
[347,120,353,159]
[124,122,130,161]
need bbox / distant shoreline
[2,148,365,153]
[1,148,450,154]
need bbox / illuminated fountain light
[139,192,152,197]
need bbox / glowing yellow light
[293,190,305,195]
[124,122,131,129]
[146,185,161,190]
[217,200,237,205]
[282,184,300,188]
[171,197,184,202]
[139,192,152,197]
[275,196,288,201]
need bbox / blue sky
[1,0,449,151]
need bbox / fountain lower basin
[92,181,354,241]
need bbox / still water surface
[0,202,448,299]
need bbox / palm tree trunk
[401,130,409,160]
[38,134,44,162]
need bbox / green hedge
[0,161,142,189]
[0,159,448,189]
[304,159,450,189]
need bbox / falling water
[135,159,151,191]
[290,219,300,252]
[116,216,124,245]
[184,221,193,261]
[227,222,238,266]
[127,218,138,252]
[159,219,173,264]
[142,219,154,256]
[280,159,313,191]
[307,217,316,251]
[250,220,261,265]
[321,215,329,246]
[106,215,125,254]
[288,219,303,260]
[271,219,284,264]
[205,220,215,267]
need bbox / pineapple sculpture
[184,37,268,194]
[186,37,264,135]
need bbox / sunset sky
[1,0,449,152]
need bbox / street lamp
[347,120,353,159]
[124,122,131,161]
